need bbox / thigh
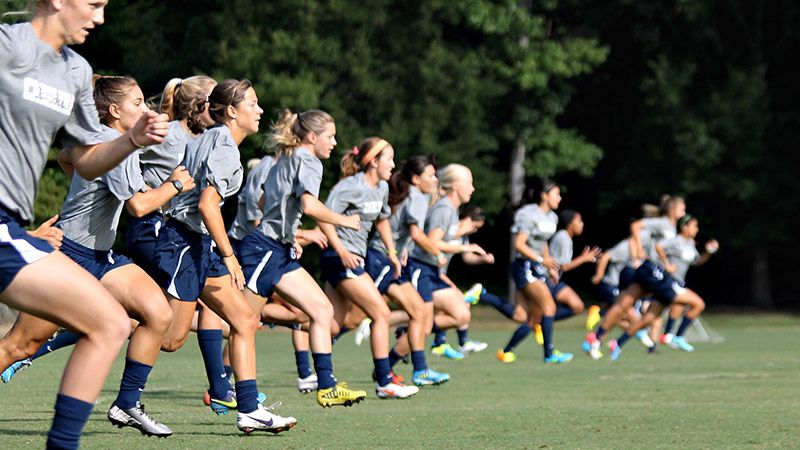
[432,287,467,315]
[522,280,553,308]
[275,267,332,313]
[325,282,351,326]
[2,311,60,346]
[555,285,583,308]
[201,276,256,327]
[101,263,170,322]
[338,274,389,319]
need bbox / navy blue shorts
[0,207,53,293]
[60,237,132,280]
[153,220,228,301]
[126,211,164,277]
[633,260,684,304]
[596,282,620,305]
[618,266,636,290]
[229,237,243,258]
[510,258,548,290]
[408,258,449,302]
[320,248,367,287]
[240,232,302,298]
[547,279,567,298]
[365,248,410,295]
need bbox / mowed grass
[1,310,799,449]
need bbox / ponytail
[339,137,390,178]
[270,109,334,156]
[388,155,437,212]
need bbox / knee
[309,299,334,325]
[230,309,260,337]
[572,301,585,314]
[694,298,706,313]
[371,304,391,325]
[456,307,471,326]
[141,300,173,333]
[99,311,134,346]
[160,333,188,352]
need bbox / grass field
[1,309,798,449]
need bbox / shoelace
[263,401,282,411]
[134,403,159,424]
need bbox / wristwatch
[171,180,184,194]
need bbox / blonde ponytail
[269,109,334,156]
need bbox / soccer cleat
[431,343,464,360]
[585,305,602,330]
[354,318,372,346]
[1,358,31,384]
[670,336,695,352]
[636,330,655,348]
[237,403,297,434]
[608,340,622,361]
[584,332,603,360]
[496,349,517,364]
[317,383,367,407]
[534,324,544,346]
[209,389,237,415]
[460,339,488,355]
[371,369,405,384]
[660,333,674,346]
[298,373,318,393]
[544,350,573,364]
[463,283,483,305]
[375,381,419,399]
[412,368,450,386]
[108,402,173,437]
[204,389,266,407]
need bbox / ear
[51,0,64,12]
[226,104,237,121]
[108,103,121,120]
[410,173,420,186]
[307,131,317,144]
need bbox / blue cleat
[544,350,573,364]
[463,283,483,305]
[1,359,32,384]
[608,340,622,361]
[671,336,695,352]
[431,343,464,360]
[412,368,450,386]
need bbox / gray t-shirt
[640,216,677,262]
[411,197,459,266]
[324,172,390,256]
[549,230,573,267]
[228,155,277,241]
[140,120,190,189]
[659,236,699,283]
[602,239,632,286]
[57,126,145,250]
[258,147,323,244]
[0,23,105,223]
[370,185,430,256]
[511,204,558,259]
[166,125,243,234]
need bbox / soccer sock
[554,304,576,321]
[595,325,607,341]
[616,332,631,348]
[224,365,234,381]
[196,329,231,399]
[394,325,408,340]
[312,353,336,390]
[675,316,694,337]
[503,323,531,353]
[457,329,469,347]
[46,394,94,450]
[664,317,676,335]
[113,358,152,409]
[388,349,404,368]
[234,379,258,414]
[541,315,555,359]
[31,330,80,361]
[333,327,350,344]
[294,351,313,378]
[411,350,427,372]
[432,325,447,347]
[374,357,392,387]
[479,292,516,319]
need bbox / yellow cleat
[496,349,517,363]
[534,324,544,346]
[316,383,367,408]
[586,305,602,331]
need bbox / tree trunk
[508,137,526,298]
[751,246,773,308]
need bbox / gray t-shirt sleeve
[549,230,573,266]
[324,181,352,214]
[245,157,274,221]
[426,204,451,235]
[102,153,146,201]
[205,140,240,197]
[61,62,105,147]
[404,191,428,227]
[510,206,534,234]
[379,181,391,220]
[295,151,323,198]
[0,25,12,65]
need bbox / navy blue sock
[616,332,631,348]
[32,330,80,361]
[46,394,94,450]
[479,292,516,320]
[411,350,427,372]
[113,358,152,409]
[432,325,447,347]
[197,329,231,399]
[457,329,469,347]
[676,316,694,337]
[333,327,350,344]
[234,379,259,414]
[554,304,576,321]
[664,317,676,335]
[541,316,555,358]
[388,349,404,368]
[224,365,234,381]
[312,352,335,390]
[394,325,408,340]
[595,325,606,341]
[374,357,392,387]
[294,351,312,378]
[503,323,531,353]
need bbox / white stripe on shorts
[373,265,391,288]
[0,223,49,264]
[167,245,191,299]
[246,250,273,293]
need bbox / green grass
[1,310,799,449]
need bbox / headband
[359,139,389,167]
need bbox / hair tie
[352,146,359,156]
[176,78,183,88]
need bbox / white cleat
[354,318,372,346]
[636,330,655,348]
[108,402,173,437]
[375,382,419,399]
[237,403,297,434]
[297,373,318,394]
[460,339,488,355]
[589,340,603,360]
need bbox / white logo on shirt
[22,77,75,116]
[362,201,383,215]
